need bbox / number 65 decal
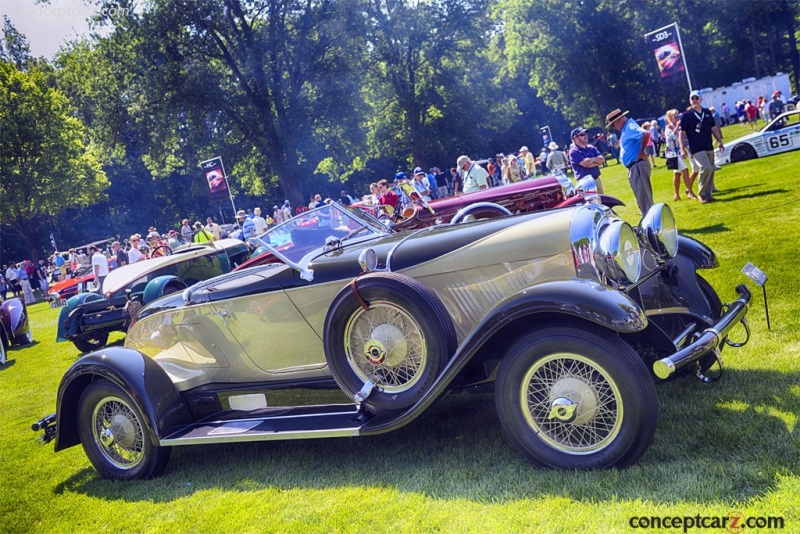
[768,134,790,150]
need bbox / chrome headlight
[640,203,678,258]
[358,248,378,272]
[596,220,642,284]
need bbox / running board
[160,404,369,446]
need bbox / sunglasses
[576,133,587,137]
[691,96,701,100]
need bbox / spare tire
[323,272,457,415]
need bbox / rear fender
[65,291,105,310]
[142,275,188,305]
[361,279,647,435]
[56,292,106,342]
[53,347,191,452]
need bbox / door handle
[217,309,229,326]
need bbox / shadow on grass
[712,188,789,203]
[707,182,764,195]
[681,223,729,235]
[0,358,17,370]
[55,368,799,506]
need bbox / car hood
[136,207,577,319]
[49,274,94,294]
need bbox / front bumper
[653,284,751,379]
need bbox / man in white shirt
[411,167,432,201]
[457,155,489,193]
[252,207,269,235]
[90,245,110,293]
[204,217,222,240]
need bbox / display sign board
[200,156,229,197]
[645,23,686,81]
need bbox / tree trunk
[12,217,42,262]
[751,20,760,79]
[782,0,800,96]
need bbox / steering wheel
[150,244,172,258]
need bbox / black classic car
[55,239,250,353]
[35,201,753,479]
[1,297,33,365]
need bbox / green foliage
[0,60,108,258]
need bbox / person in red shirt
[745,100,759,130]
[377,179,399,216]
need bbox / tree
[78,0,368,208]
[364,0,516,169]
[0,61,108,260]
[0,16,31,70]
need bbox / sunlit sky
[2,0,108,59]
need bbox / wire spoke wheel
[92,395,145,469]
[78,379,170,479]
[344,301,426,393]
[521,353,622,454]
[324,273,456,414]
[495,327,658,469]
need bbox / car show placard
[200,156,229,197]
[645,23,687,82]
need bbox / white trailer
[700,73,793,110]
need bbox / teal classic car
[56,239,249,352]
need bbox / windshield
[249,202,388,270]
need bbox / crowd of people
[606,88,726,216]
[1,260,48,304]
[717,89,789,129]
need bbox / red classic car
[48,267,96,306]
[354,174,622,231]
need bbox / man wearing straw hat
[606,108,653,215]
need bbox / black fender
[53,346,192,452]
[361,279,647,435]
[676,234,717,269]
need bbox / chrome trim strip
[160,407,363,446]
[161,427,361,446]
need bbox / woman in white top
[127,235,146,263]
[664,109,698,201]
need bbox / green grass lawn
[2,144,800,532]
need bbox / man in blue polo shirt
[606,108,653,215]
[568,127,606,193]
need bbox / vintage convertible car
[353,174,622,231]
[715,109,800,164]
[35,201,753,479]
[1,297,33,365]
[55,239,250,353]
